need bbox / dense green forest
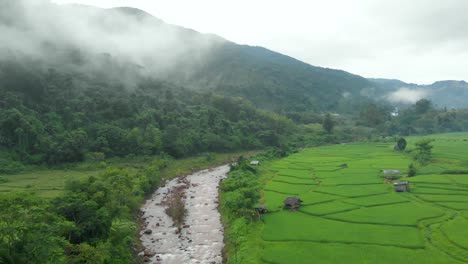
[0,56,294,172]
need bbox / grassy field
[0,152,252,198]
[252,133,468,264]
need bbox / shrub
[394,137,407,151]
[408,163,417,177]
[87,152,106,162]
[0,158,25,174]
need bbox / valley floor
[240,133,468,264]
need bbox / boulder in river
[144,229,152,235]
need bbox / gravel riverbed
[139,165,230,263]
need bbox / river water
[139,165,230,263]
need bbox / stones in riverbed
[140,165,229,264]
[144,229,152,235]
[144,249,156,257]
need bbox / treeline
[219,150,290,263]
[0,58,294,171]
[220,158,261,264]
[357,99,468,136]
[0,157,168,263]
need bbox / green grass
[262,211,424,248]
[299,201,359,215]
[0,169,98,198]
[0,151,252,198]
[416,194,468,203]
[229,132,468,264]
[343,193,409,206]
[436,202,468,210]
[441,216,468,249]
[328,202,444,226]
[261,241,463,264]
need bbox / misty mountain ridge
[1,0,467,112]
[368,78,468,108]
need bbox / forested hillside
[171,42,374,113]
[1,0,376,115]
[368,78,468,108]
[0,56,293,169]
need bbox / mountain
[171,42,374,112]
[2,0,467,115]
[368,78,468,108]
[0,0,377,115]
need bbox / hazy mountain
[368,78,468,108]
[1,0,466,113]
[0,0,377,114]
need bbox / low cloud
[386,87,429,104]
[0,0,224,84]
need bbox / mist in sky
[49,0,468,84]
[0,0,223,84]
[387,88,430,104]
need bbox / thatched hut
[394,181,410,192]
[283,197,302,210]
[382,169,401,180]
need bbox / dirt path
[139,165,230,263]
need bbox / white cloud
[30,0,468,83]
[386,88,429,104]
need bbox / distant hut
[394,181,410,192]
[250,160,260,166]
[283,197,302,210]
[382,169,401,180]
[254,204,268,215]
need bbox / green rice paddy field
[259,133,468,264]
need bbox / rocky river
[139,165,230,263]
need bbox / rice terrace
[255,133,468,264]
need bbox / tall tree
[414,139,434,165]
[322,113,335,134]
[415,99,432,115]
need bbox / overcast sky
[50,0,468,84]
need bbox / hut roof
[383,169,401,175]
[250,160,260,165]
[284,197,302,205]
[393,181,409,186]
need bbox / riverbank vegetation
[0,152,246,263]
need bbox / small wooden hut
[283,197,302,210]
[394,181,410,192]
[382,169,401,180]
[250,160,260,166]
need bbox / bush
[87,152,106,162]
[395,137,407,151]
[408,163,417,177]
[0,158,25,174]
